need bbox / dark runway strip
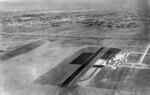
[70,52,93,65]
[93,65,105,68]
[100,48,121,60]
[60,47,105,87]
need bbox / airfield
[0,9,150,95]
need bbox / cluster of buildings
[1,11,144,28]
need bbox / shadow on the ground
[0,40,44,61]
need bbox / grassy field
[0,9,150,95]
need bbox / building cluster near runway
[35,46,150,87]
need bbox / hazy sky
[0,0,149,11]
[0,0,119,3]
[0,0,108,2]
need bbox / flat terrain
[0,9,150,95]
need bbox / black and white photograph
[0,0,150,95]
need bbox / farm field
[0,8,150,95]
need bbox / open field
[0,9,150,95]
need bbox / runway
[0,21,150,95]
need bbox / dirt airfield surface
[0,9,150,95]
